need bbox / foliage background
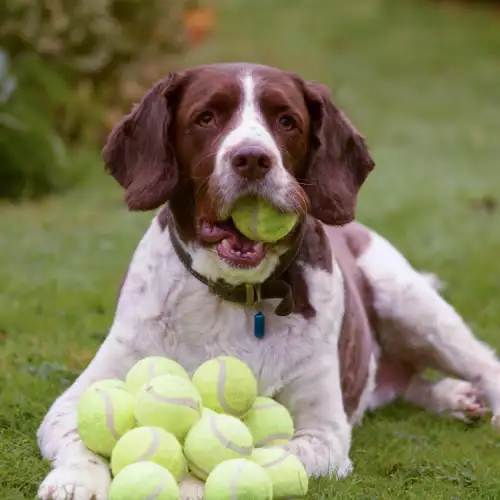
[0,0,212,199]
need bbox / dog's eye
[196,111,215,127]
[278,115,296,131]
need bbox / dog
[37,62,500,500]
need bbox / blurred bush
[0,0,213,199]
[1,50,71,199]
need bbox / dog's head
[103,63,374,284]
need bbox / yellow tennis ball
[205,459,272,500]
[202,407,218,419]
[111,426,185,481]
[88,379,127,391]
[231,196,298,243]
[109,462,179,500]
[77,386,135,457]
[252,447,309,499]
[191,356,257,417]
[125,357,189,395]
[184,412,254,480]
[243,396,294,447]
[134,374,202,442]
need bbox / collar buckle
[245,284,263,309]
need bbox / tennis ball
[77,385,135,457]
[126,357,189,395]
[205,459,272,500]
[184,411,254,480]
[88,379,127,391]
[202,407,218,419]
[231,196,298,243]
[111,426,185,480]
[243,396,294,447]
[109,462,180,500]
[134,374,202,442]
[252,447,309,499]
[191,356,257,417]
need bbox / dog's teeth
[221,239,231,251]
[254,242,263,253]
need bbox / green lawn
[1,0,500,498]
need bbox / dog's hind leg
[368,355,486,422]
[356,230,500,428]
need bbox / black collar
[167,214,305,316]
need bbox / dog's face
[103,63,374,282]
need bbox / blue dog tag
[254,312,265,339]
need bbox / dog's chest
[123,222,345,395]
[161,264,344,395]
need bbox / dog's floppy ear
[302,81,374,226]
[102,73,185,211]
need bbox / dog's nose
[231,145,273,180]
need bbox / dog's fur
[37,63,500,500]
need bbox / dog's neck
[165,209,307,317]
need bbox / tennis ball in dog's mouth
[231,196,298,243]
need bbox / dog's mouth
[199,218,268,268]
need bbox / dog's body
[37,63,500,500]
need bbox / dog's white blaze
[215,73,281,171]
[213,72,294,207]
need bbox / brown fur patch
[343,222,372,258]
[286,218,375,418]
[301,82,375,226]
[325,225,375,418]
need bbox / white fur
[358,231,500,422]
[279,262,352,478]
[37,216,500,499]
[211,71,298,212]
[37,216,351,499]
[189,237,285,286]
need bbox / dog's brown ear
[302,81,374,226]
[102,73,185,211]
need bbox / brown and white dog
[37,63,500,500]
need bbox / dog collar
[167,212,305,336]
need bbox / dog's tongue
[199,220,266,267]
[199,220,251,245]
[199,220,236,243]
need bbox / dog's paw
[285,435,352,479]
[38,464,110,500]
[180,475,204,500]
[433,379,487,422]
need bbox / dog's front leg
[278,348,353,479]
[37,321,154,500]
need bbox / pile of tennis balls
[77,355,308,500]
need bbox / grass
[1,0,500,498]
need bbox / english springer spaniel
[37,63,500,500]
